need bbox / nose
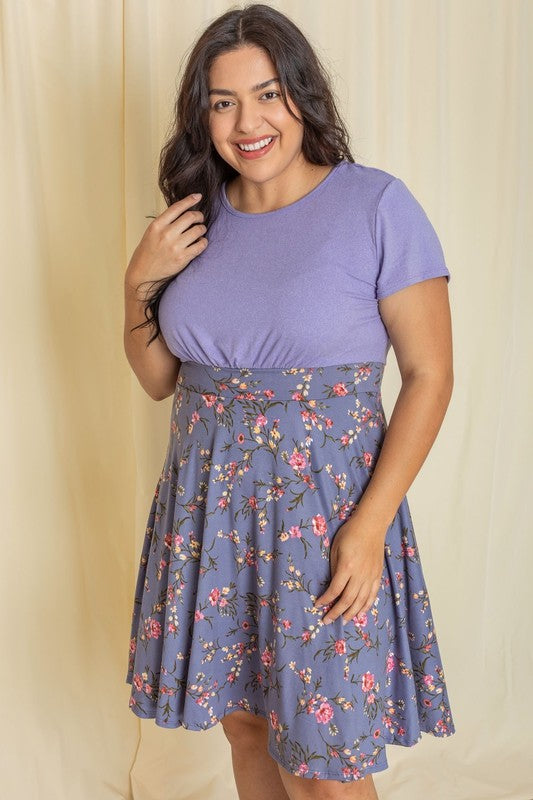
[234,100,263,134]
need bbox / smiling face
[207,44,307,184]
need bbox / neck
[226,158,334,214]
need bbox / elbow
[401,367,454,403]
[151,390,173,402]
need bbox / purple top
[159,160,450,368]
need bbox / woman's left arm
[314,275,453,624]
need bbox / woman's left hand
[313,519,387,625]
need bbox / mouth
[233,136,277,160]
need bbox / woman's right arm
[123,271,181,402]
[122,192,208,401]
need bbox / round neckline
[220,161,344,219]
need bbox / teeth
[237,137,273,152]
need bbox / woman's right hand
[125,193,208,293]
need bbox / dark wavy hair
[133,2,355,346]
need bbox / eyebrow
[208,78,280,97]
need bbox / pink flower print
[297,763,309,776]
[263,388,275,398]
[227,672,236,683]
[361,671,375,692]
[219,598,228,607]
[363,451,373,467]
[312,514,327,537]
[289,525,302,538]
[218,497,229,510]
[201,393,217,407]
[325,417,333,428]
[191,410,200,423]
[289,450,307,471]
[248,496,258,510]
[423,673,435,687]
[133,673,143,691]
[255,413,268,427]
[269,710,279,729]
[174,534,183,547]
[340,433,350,446]
[282,619,291,629]
[209,588,221,606]
[315,701,334,724]
[164,532,172,548]
[353,610,368,627]
[386,652,395,673]
[292,391,305,401]
[367,692,375,703]
[332,382,348,396]
[146,618,162,639]
[237,432,245,443]
[323,535,329,546]
[302,630,311,642]
[242,620,250,630]
[216,402,224,414]
[261,646,273,667]
[167,621,177,633]
[334,639,346,654]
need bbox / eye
[212,100,233,111]
[261,91,279,101]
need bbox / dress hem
[126,692,456,782]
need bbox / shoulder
[331,160,399,204]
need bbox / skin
[207,44,453,800]
[208,44,333,214]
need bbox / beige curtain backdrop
[1,1,531,798]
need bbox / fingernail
[191,193,202,199]
[324,617,332,625]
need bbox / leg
[220,710,291,800]
[276,760,380,800]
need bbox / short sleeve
[374,177,451,300]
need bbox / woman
[124,4,456,798]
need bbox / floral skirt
[125,360,456,782]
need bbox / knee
[219,710,268,746]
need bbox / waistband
[176,361,385,402]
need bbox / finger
[342,584,380,623]
[322,592,358,625]
[314,571,349,609]
[184,236,208,257]
[180,222,207,247]
[341,593,371,623]
[159,193,203,225]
